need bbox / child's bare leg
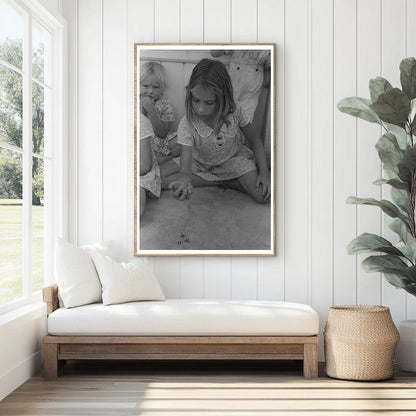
[237,170,269,204]
[140,187,147,216]
[160,160,179,181]
[162,172,222,189]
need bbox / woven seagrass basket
[324,305,399,381]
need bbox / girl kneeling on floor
[161,58,270,203]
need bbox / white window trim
[0,0,67,315]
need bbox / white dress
[176,106,257,182]
[139,114,161,198]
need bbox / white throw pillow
[54,239,114,308]
[90,252,165,306]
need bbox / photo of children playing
[135,45,275,255]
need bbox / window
[0,0,66,312]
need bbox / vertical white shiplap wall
[284,0,309,304]
[310,0,333,340]
[333,0,357,306]
[102,0,128,260]
[61,0,77,244]
[77,0,103,245]
[61,0,416,353]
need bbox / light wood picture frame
[134,44,276,256]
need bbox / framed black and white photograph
[134,44,275,256]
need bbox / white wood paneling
[333,0,357,306]
[61,0,416,354]
[180,0,203,43]
[231,0,257,42]
[204,257,231,299]
[77,0,103,245]
[204,0,231,43]
[310,0,333,356]
[284,0,309,304]
[103,0,128,260]
[155,0,180,43]
[180,258,204,298]
[61,0,77,244]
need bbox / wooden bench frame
[43,285,319,379]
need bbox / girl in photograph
[139,113,161,216]
[161,58,270,203]
[210,49,271,122]
[140,61,180,163]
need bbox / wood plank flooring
[1,360,416,415]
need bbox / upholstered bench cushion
[47,299,319,336]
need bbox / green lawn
[0,199,44,305]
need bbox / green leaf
[386,179,410,191]
[394,130,409,150]
[397,240,416,264]
[403,146,416,172]
[337,97,382,125]
[362,254,408,272]
[373,178,388,186]
[375,132,404,173]
[370,88,410,128]
[369,77,393,102]
[346,196,405,219]
[404,283,416,296]
[347,233,404,256]
[398,161,412,185]
[400,57,416,100]
[361,255,416,287]
[383,271,412,288]
[389,218,410,241]
[391,187,410,213]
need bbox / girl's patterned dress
[175,106,257,182]
[141,96,177,155]
[139,114,161,198]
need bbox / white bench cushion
[47,299,319,336]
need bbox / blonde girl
[162,58,270,203]
[140,61,180,163]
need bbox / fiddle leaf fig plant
[337,57,416,297]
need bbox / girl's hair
[185,59,235,131]
[140,61,168,90]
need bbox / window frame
[0,0,67,315]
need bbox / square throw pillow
[54,239,114,308]
[90,252,165,306]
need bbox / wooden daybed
[42,285,319,379]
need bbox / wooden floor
[1,360,416,415]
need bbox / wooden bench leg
[44,343,59,379]
[303,343,318,379]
